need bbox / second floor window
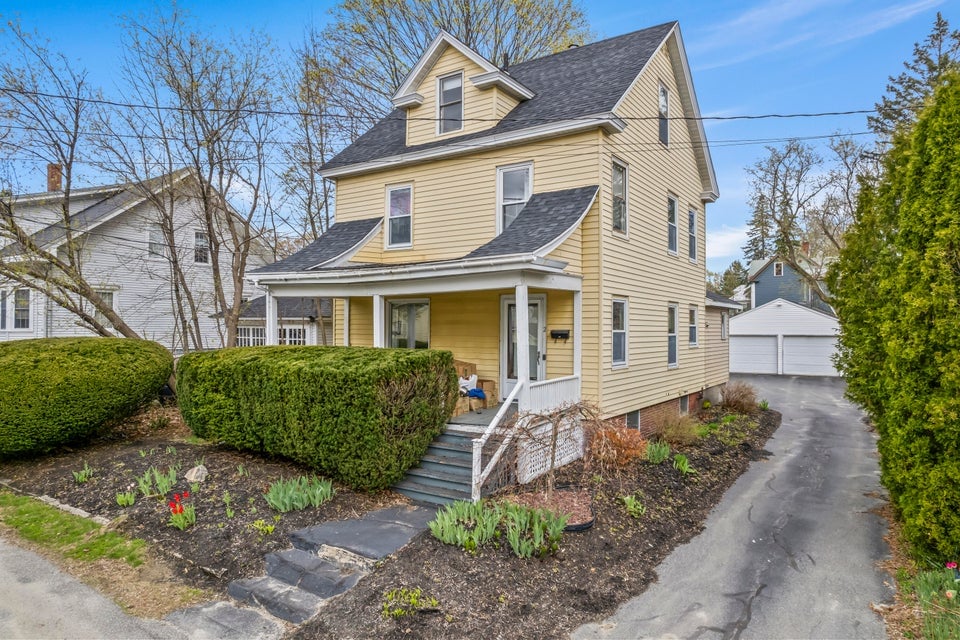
[148,225,166,258]
[688,209,697,262]
[14,289,30,329]
[194,231,210,264]
[498,163,531,232]
[439,73,463,134]
[612,161,627,233]
[387,185,412,247]
[659,83,669,145]
[667,196,678,254]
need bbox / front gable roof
[322,21,716,200]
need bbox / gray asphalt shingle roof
[465,186,599,259]
[706,290,739,306]
[321,22,676,172]
[238,295,331,319]
[249,217,381,273]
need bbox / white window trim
[667,303,678,369]
[0,289,6,330]
[667,195,678,255]
[237,325,267,347]
[93,288,118,330]
[612,298,628,369]
[688,208,698,263]
[384,184,414,250]
[496,161,533,235]
[194,230,210,265]
[436,71,464,136]
[386,298,431,349]
[720,311,729,341]
[612,159,628,236]
[12,288,31,331]
[774,261,784,277]
[658,82,669,146]
[688,305,699,347]
[147,224,166,259]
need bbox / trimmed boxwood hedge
[0,338,174,457]
[177,346,458,490]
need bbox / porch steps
[394,428,475,506]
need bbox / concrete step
[227,576,324,624]
[394,478,471,506]
[265,549,365,599]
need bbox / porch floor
[446,401,516,431]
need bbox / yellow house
[250,21,732,437]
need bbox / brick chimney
[46,163,62,192]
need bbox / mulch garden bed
[0,402,781,639]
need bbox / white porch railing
[471,374,582,501]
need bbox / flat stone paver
[291,504,434,560]
[164,601,284,640]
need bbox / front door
[500,295,546,399]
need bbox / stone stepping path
[221,504,435,627]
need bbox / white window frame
[612,159,628,235]
[496,162,533,235]
[237,326,266,347]
[658,83,669,146]
[278,326,306,346]
[194,230,210,264]
[667,303,678,368]
[612,298,628,368]
[774,261,784,277]
[385,184,413,249]
[93,289,116,329]
[720,311,729,341]
[13,288,30,330]
[688,306,699,347]
[437,71,463,135]
[667,196,678,255]
[0,289,6,330]
[148,224,166,258]
[387,299,430,349]
[688,208,698,262]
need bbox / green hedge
[177,346,458,490]
[0,338,174,457]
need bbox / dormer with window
[391,31,534,147]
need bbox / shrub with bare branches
[648,414,700,446]
[721,381,759,414]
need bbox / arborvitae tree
[831,72,960,559]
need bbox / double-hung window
[612,299,627,367]
[194,231,210,264]
[658,83,669,145]
[438,73,463,134]
[688,209,697,262]
[389,301,429,349]
[667,196,678,254]
[94,290,114,328]
[148,225,166,258]
[612,161,627,234]
[14,289,30,329]
[688,306,698,346]
[667,304,678,368]
[497,163,531,233]
[774,262,784,276]
[386,185,412,248]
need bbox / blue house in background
[747,255,834,316]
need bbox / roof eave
[392,30,501,104]
[321,113,626,179]
[469,70,535,100]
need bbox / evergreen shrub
[177,346,458,490]
[0,338,173,457]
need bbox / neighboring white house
[236,296,333,347]
[0,167,277,351]
[729,298,840,377]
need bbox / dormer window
[497,162,532,233]
[438,72,463,134]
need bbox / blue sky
[1,0,952,272]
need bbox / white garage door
[782,336,839,376]
[730,336,778,374]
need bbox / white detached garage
[729,298,840,377]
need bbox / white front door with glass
[500,295,545,399]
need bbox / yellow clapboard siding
[703,307,730,388]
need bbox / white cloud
[831,0,941,44]
[706,225,748,261]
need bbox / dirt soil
[0,405,402,595]
[294,408,782,639]
[0,404,780,639]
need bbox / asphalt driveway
[574,375,892,640]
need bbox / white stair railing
[525,375,581,414]
[471,381,524,502]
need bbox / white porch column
[265,291,278,346]
[373,294,384,348]
[515,283,530,407]
[573,290,582,379]
[342,298,350,346]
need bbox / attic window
[438,73,463,134]
[658,83,669,146]
[774,262,784,277]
